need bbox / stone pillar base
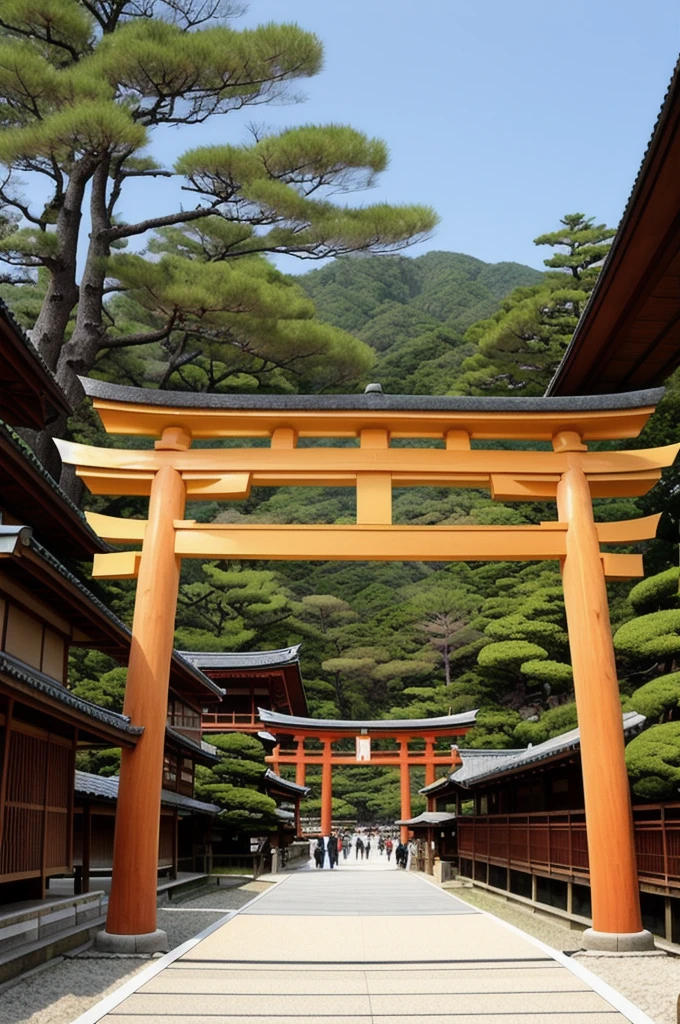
[94,928,169,954]
[581,927,655,952]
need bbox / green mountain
[298,251,544,394]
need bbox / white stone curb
[68,875,290,1024]
[416,873,656,1024]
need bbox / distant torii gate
[57,378,678,953]
[258,708,475,842]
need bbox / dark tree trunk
[33,159,95,370]
[55,158,112,408]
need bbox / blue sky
[128,1,679,272]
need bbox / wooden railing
[457,803,680,890]
[202,713,259,730]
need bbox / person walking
[365,838,371,860]
[337,834,343,863]
[355,836,364,860]
[314,837,324,869]
[395,841,407,868]
[385,837,393,863]
[343,835,350,859]
[328,833,339,869]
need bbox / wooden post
[557,456,650,949]
[424,736,436,787]
[0,700,14,857]
[321,739,333,836]
[426,827,434,875]
[82,802,92,895]
[171,809,179,880]
[399,739,411,844]
[272,744,281,776]
[295,737,306,787]
[104,465,185,945]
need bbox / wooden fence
[457,803,680,889]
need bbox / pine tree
[0,1,437,411]
[458,214,615,395]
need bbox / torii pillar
[399,739,411,844]
[95,460,186,952]
[321,738,333,836]
[557,442,652,951]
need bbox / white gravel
[0,881,268,1024]
[448,885,680,1024]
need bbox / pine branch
[99,315,178,349]
[106,206,217,241]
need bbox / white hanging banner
[356,736,371,762]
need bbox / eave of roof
[395,812,456,826]
[0,422,106,557]
[258,708,478,733]
[180,646,306,716]
[0,651,142,744]
[2,534,223,704]
[548,58,680,395]
[165,725,220,765]
[0,300,72,427]
[263,767,310,797]
[74,770,219,815]
[179,646,300,671]
[439,712,646,789]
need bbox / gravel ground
[3,877,677,1024]
[0,881,269,1024]
[448,884,680,1024]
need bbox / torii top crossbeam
[258,708,477,738]
[56,381,677,582]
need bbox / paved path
[79,861,653,1024]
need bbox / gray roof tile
[0,652,142,737]
[80,376,663,414]
[179,646,300,670]
[74,770,219,814]
[446,712,646,787]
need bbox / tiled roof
[0,651,142,737]
[165,725,219,764]
[179,646,301,670]
[0,421,106,552]
[0,299,72,421]
[264,768,310,797]
[74,770,220,815]
[80,376,663,414]
[441,712,646,788]
[395,812,457,826]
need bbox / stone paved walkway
[74,860,655,1024]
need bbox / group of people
[311,830,415,869]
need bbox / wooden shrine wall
[0,711,74,887]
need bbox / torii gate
[257,707,475,843]
[57,378,678,953]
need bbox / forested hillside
[298,251,543,394]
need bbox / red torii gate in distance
[258,708,476,842]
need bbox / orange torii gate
[257,708,475,843]
[56,379,678,953]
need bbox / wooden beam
[56,438,680,482]
[172,523,571,563]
